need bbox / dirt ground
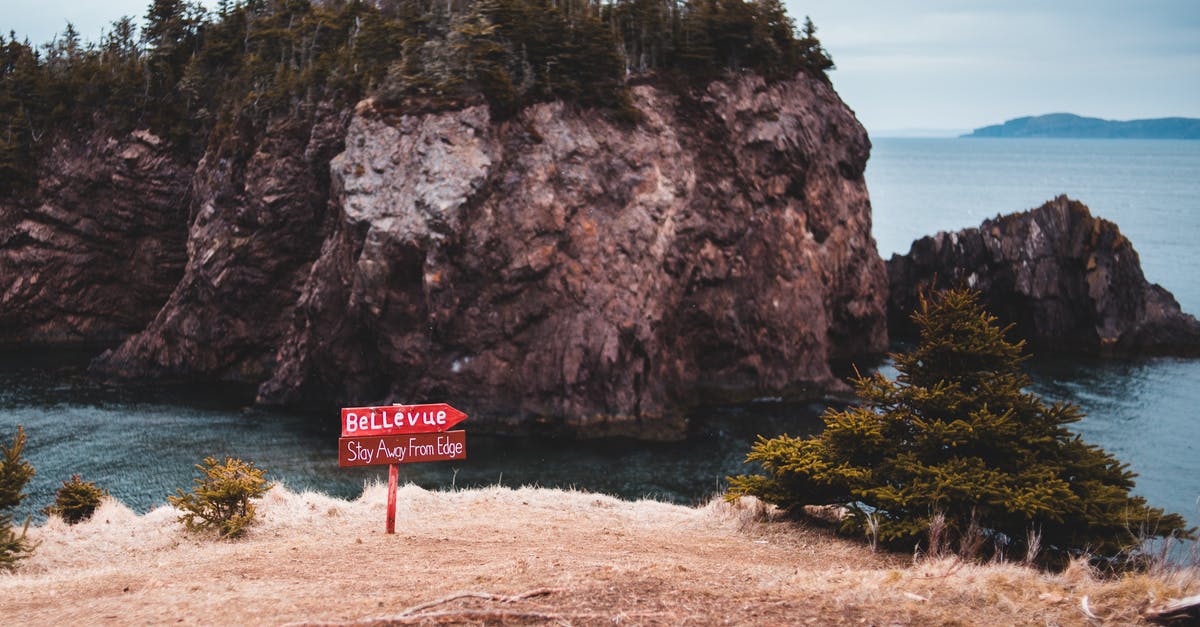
[1,483,1195,625]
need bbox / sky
[4,0,1200,134]
[790,0,1200,133]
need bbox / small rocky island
[887,196,1200,355]
[964,113,1200,139]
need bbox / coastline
[2,484,1195,625]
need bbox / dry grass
[0,484,1195,625]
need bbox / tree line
[0,0,835,195]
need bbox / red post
[386,463,398,534]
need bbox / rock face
[0,130,189,346]
[256,73,887,436]
[92,109,351,382]
[2,73,887,436]
[887,196,1200,355]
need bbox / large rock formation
[887,196,1200,355]
[0,130,190,346]
[257,73,887,436]
[2,73,888,437]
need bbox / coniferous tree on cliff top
[0,0,837,194]
[728,289,1192,567]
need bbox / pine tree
[169,456,272,538]
[44,474,107,525]
[728,289,1193,567]
[0,426,36,570]
[796,15,832,78]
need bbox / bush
[728,288,1194,567]
[168,456,272,539]
[1,425,36,570]
[44,474,107,525]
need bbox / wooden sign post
[338,403,467,533]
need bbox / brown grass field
[1,483,1196,625]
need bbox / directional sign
[341,403,467,437]
[338,431,467,467]
[339,401,469,534]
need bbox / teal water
[0,351,827,521]
[1,137,1198,531]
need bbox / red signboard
[341,403,467,437]
[338,431,467,467]
[340,401,469,534]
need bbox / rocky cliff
[887,196,1200,355]
[2,73,887,437]
[91,107,351,383]
[258,74,887,436]
[0,130,190,346]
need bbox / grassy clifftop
[1,484,1195,624]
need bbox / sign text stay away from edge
[338,431,467,467]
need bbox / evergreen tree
[795,15,832,78]
[452,2,517,115]
[710,0,755,72]
[44,474,107,525]
[0,0,835,177]
[0,35,41,194]
[728,289,1193,566]
[0,106,36,194]
[169,456,272,538]
[0,426,36,570]
[674,0,718,78]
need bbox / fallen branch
[298,608,679,627]
[396,587,562,616]
[1080,595,1101,622]
[1145,593,1200,624]
[287,588,565,626]
[919,557,966,579]
[367,609,620,624]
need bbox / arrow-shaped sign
[341,403,467,437]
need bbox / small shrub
[1,425,36,569]
[168,456,272,539]
[44,474,107,524]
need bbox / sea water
[1,137,1198,529]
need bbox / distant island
[963,113,1200,139]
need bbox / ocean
[2,137,1198,530]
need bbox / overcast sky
[5,1,1199,134]
[791,0,1200,133]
